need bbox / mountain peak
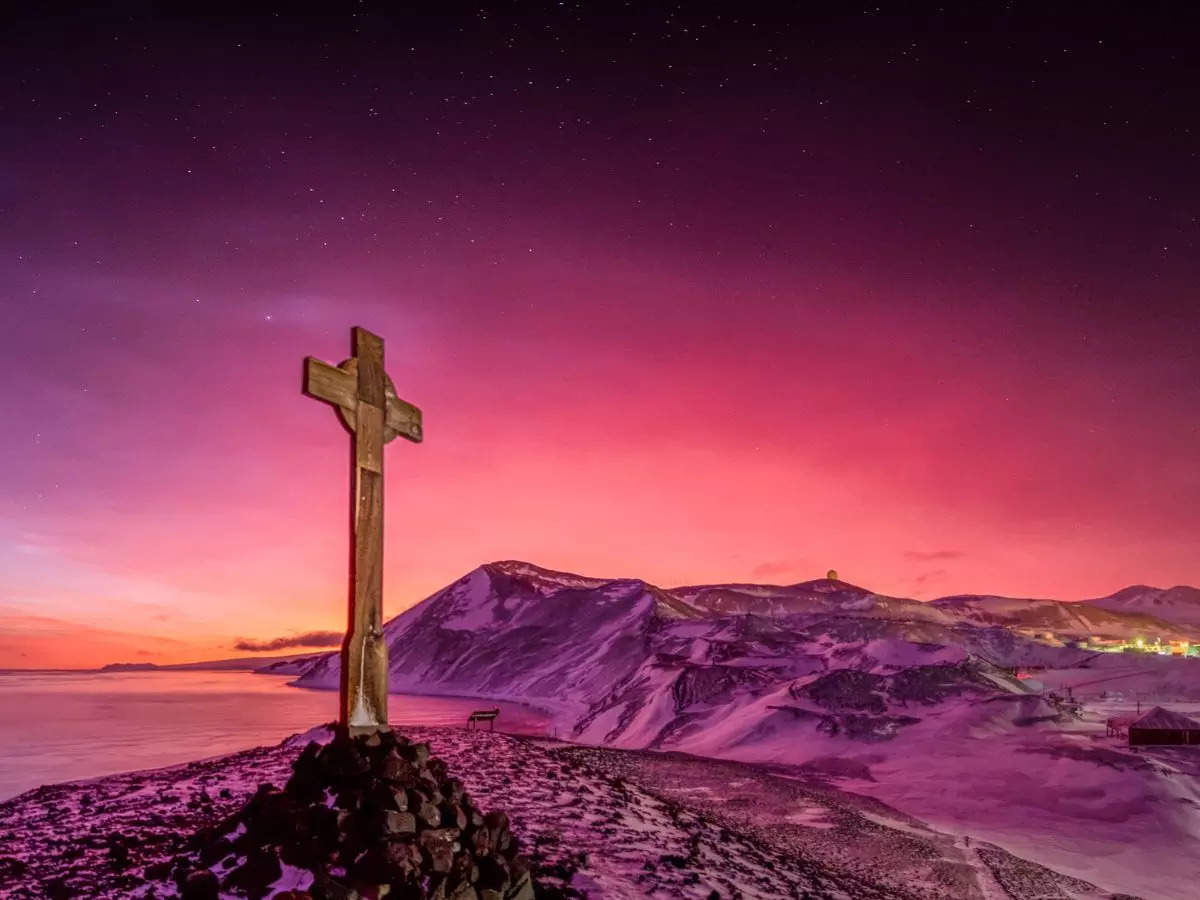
[482,559,619,590]
[480,560,702,620]
[1105,584,1162,600]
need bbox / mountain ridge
[472,559,1200,635]
[463,559,1200,628]
[289,559,1199,740]
[1086,583,1200,627]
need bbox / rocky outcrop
[794,660,1005,713]
[155,730,534,900]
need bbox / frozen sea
[0,669,552,800]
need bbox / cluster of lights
[1083,635,1195,657]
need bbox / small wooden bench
[466,708,499,732]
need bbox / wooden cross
[302,326,423,734]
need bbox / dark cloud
[904,550,965,562]
[234,631,342,652]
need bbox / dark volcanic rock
[225,846,283,895]
[318,740,370,779]
[155,728,535,899]
[198,835,233,866]
[796,670,888,713]
[380,750,419,785]
[382,809,417,835]
[181,868,220,900]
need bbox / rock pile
[153,729,535,900]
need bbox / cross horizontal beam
[303,356,423,443]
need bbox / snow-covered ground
[0,726,1137,900]
[601,671,1200,898]
[823,699,1200,900]
[1034,653,1200,704]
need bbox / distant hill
[99,662,158,672]
[254,653,332,675]
[929,593,1197,640]
[99,652,323,673]
[1086,584,1200,628]
[670,577,956,624]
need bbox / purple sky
[1,5,1197,666]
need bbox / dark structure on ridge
[154,730,535,900]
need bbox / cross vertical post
[302,326,423,734]
[348,327,387,733]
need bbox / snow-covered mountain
[289,561,1200,750]
[290,560,1125,735]
[294,561,703,721]
[1086,584,1200,628]
[929,591,1196,640]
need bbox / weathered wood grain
[356,399,384,474]
[385,394,423,443]
[302,325,422,734]
[302,357,356,414]
[348,465,387,730]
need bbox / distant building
[1129,707,1200,746]
[1078,635,1195,656]
[1107,716,1135,738]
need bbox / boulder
[180,868,220,900]
[382,810,417,836]
[224,847,282,895]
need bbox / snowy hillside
[291,561,1192,728]
[293,561,702,722]
[931,592,1197,639]
[291,561,1096,725]
[1088,584,1200,628]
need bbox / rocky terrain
[151,728,534,900]
[0,726,1134,900]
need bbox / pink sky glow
[2,10,1197,668]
